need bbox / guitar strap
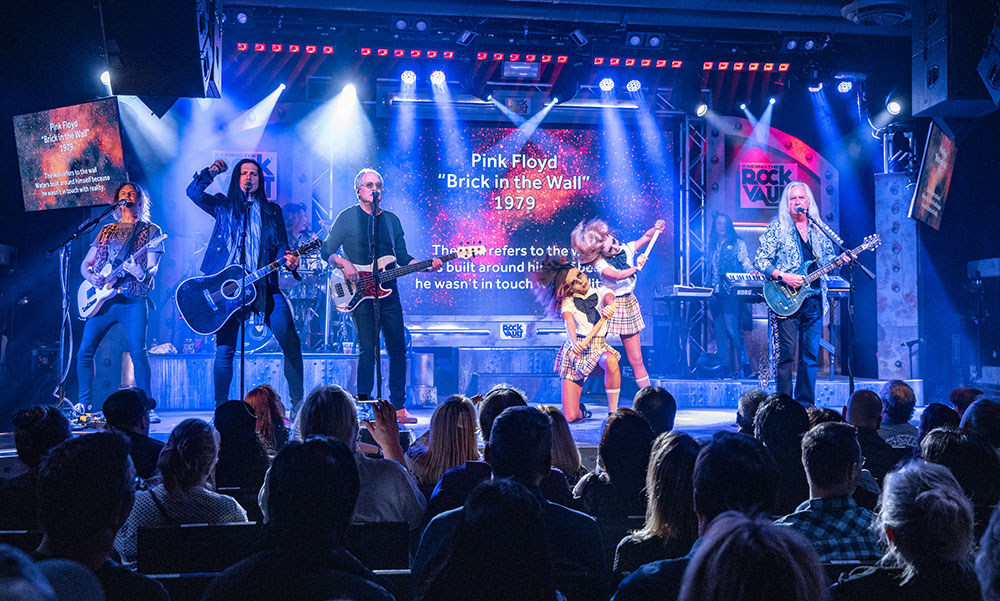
[110,222,146,269]
[383,211,399,267]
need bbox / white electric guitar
[77,233,167,318]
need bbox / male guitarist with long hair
[186,158,304,411]
[754,181,849,405]
[77,182,163,409]
[322,168,441,424]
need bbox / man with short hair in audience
[735,388,767,435]
[414,406,608,601]
[204,436,393,601]
[843,389,900,484]
[961,398,1000,450]
[424,385,574,519]
[32,432,169,601]
[102,387,164,480]
[774,422,881,562]
[877,379,918,449]
[754,394,810,515]
[611,431,779,601]
[632,386,677,436]
[951,386,983,418]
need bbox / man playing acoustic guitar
[322,168,441,424]
[754,181,850,406]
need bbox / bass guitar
[175,238,323,335]
[763,234,881,317]
[77,233,169,318]
[330,244,485,313]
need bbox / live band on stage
[76,156,877,421]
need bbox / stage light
[457,30,478,46]
[401,70,417,85]
[625,79,641,93]
[394,49,405,57]
[426,50,438,58]
[670,60,682,68]
[430,70,446,85]
[322,46,334,55]
[648,35,662,47]
[552,97,559,104]
[100,70,111,86]
[594,57,605,65]
[739,102,747,110]
[486,93,493,101]
[271,44,283,52]
[278,83,286,91]
[305,45,317,54]
[443,51,454,59]
[570,29,589,47]
[640,59,651,67]
[395,19,407,30]
[599,77,615,91]
[627,34,643,47]
[695,103,708,117]
[804,38,816,50]
[343,83,356,96]
[786,38,798,50]
[808,82,824,92]
[886,98,902,115]
[415,20,427,32]
[289,44,300,53]
[625,58,636,67]
[769,97,776,104]
[410,50,421,58]
[236,12,248,24]
[837,80,853,94]
[609,58,621,66]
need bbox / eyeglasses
[360,182,384,190]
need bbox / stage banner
[738,162,798,209]
[212,150,278,201]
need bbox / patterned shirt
[91,221,164,297]
[753,219,835,285]
[774,495,882,562]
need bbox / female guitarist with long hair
[77,182,163,409]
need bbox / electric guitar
[77,233,168,318]
[175,238,323,335]
[763,234,881,317]
[330,244,485,313]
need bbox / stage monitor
[13,96,127,212]
[908,120,957,230]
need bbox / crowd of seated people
[2,381,1000,601]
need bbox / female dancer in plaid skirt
[571,218,665,391]
[531,258,621,423]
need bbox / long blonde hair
[539,405,582,480]
[412,395,481,487]
[570,218,611,264]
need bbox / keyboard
[655,284,714,298]
[724,273,851,298]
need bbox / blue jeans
[774,295,822,406]
[351,291,407,411]
[214,290,303,408]
[77,296,151,409]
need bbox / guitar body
[762,262,820,317]
[77,264,119,318]
[176,265,259,335]
[329,256,397,313]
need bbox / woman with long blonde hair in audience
[539,405,587,486]
[406,395,481,497]
[244,384,289,456]
[115,419,248,565]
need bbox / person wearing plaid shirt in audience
[775,422,881,563]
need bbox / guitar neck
[377,253,458,282]
[247,242,319,284]
[804,242,868,284]
[106,236,161,280]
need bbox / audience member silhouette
[0,406,71,530]
[775,422,881,562]
[114,418,247,564]
[540,404,588,486]
[806,406,844,429]
[753,394,810,515]
[203,436,393,601]
[736,388,767,435]
[878,379,918,449]
[575,409,654,521]
[614,432,700,576]
[632,386,677,436]
[415,406,608,601]
[961,398,1000,449]
[213,399,270,520]
[677,512,827,601]
[611,431,779,601]
[917,403,961,445]
[422,478,561,601]
[920,426,1000,539]
[243,384,289,456]
[844,389,902,484]
[951,387,983,418]
[405,395,481,498]
[102,388,163,480]
[32,432,169,601]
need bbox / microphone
[796,206,844,246]
[372,189,381,202]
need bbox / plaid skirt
[606,293,645,336]
[555,336,621,381]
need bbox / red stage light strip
[594,57,605,65]
[509,53,520,61]
[394,49,405,57]
[763,62,774,71]
[609,58,620,66]
[557,55,568,63]
[410,49,421,58]
[237,42,248,51]
[778,63,790,71]
[360,48,372,56]
[377,48,389,56]
[525,54,536,62]
[254,43,266,52]
[640,59,651,67]
[289,44,300,53]
[493,52,504,60]
[443,51,454,59]
[426,50,438,58]
[624,58,635,66]
[541,55,552,63]
[718,62,729,70]
[477,51,488,60]
[305,45,317,54]
[733,62,744,70]
[271,44,283,52]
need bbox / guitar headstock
[862,233,881,251]
[455,242,487,259]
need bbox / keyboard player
[708,213,756,378]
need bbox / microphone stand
[47,199,124,413]
[239,186,251,402]
[802,211,874,395]
[370,189,385,404]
